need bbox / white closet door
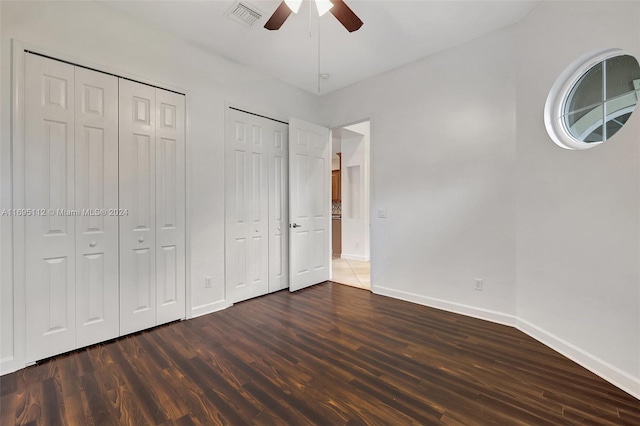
[74,67,120,346]
[225,109,269,303]
[155,89,186,325]
[288,118,331,292]
[269,123,289,292]
[119,79,157,335]
[24,54,77,362]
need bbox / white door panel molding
[288,118,330,292]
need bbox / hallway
[331,256,370,290]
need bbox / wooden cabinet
[332,218,342,256]
[331,170,341,202]
[332,153,341,202]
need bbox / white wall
[515,1,640,395]
[0,0,318,374]
[321,28,518,321]
[320,1,640,399]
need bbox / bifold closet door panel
[74,67,120,347]
[225,109,269,303]
[24,54,77,362]
[119,79,157,335]
[269,122,289,293]
[155,89,186,325]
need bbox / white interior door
[269,121,289,292]
[74,67,120,347]
[288,118,331,292]
[155,89,186,325]
[23,53,186,360]
[24,54,77,362]
[225,109,269,303]
[119,79,157,335]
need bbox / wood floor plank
[0,392,17,426]
[13,384,43,425]
[159,366,224,425]
[107,385,152,426]
[1,282,639,425]
[60,393,92,426]
[1,373,17,397]
[40,378,63,426]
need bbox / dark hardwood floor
[1,282,639,425]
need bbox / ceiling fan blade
[329,0,363,32]
[264,1,293,30]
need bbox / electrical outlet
[205,276,213,288]
[474,278,483,291]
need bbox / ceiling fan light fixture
[284,0,302,14]
[315,0,333,16]
[264,0,362,32]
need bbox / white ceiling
[99,0,538,95]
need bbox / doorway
[330,121,371,290]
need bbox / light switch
[377,209,387,218]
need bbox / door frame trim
[5,39,191,375]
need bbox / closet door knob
[138,237,144,243]
[89,241,97,247]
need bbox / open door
[289,118,331,291]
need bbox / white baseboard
[190,300,231,319]
[341,253,370,262]
[516,318,640,400]
[374,285,639,400]
[374,286,517,327]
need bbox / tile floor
[331,256,371,290]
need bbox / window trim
[544,48,636,150]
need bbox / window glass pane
[564,62,602,116]
[564,103,603,142]
[547,52,640,149]
[605,55,640,100]
[584,125,604,143]
[605,108,633,140]
[562,55,639,144]
[604,91,638,122]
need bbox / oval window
[545,49,640,150]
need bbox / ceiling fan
[264,0,364,32]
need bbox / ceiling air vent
[226,1,263,27]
